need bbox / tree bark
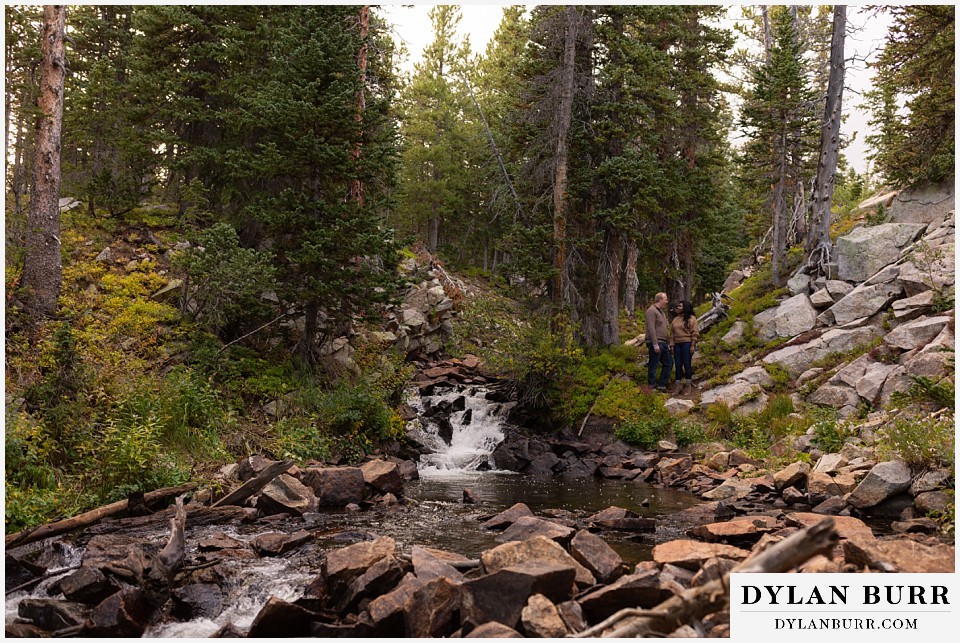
[213,459,294,508]
[296,299,319,364]
[22,5,66,318]
[805,5,846,275]
[552,6,578,305]
[623,239,638,317]
[600,228,621,346]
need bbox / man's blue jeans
[646,341,673,388]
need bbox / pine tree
[867,5,954,187]
[740,8,817,286]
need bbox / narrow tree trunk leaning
[696,292,729,335]
[464,75,522,223]
[4,483,196,549]
[552,6,578,305]
[805,5,846,278]
[21,5,66,318]
[350,5,369,207]
[623,239,638,317]
[771,123,789,287]
[212,458,294,508]
[576,517,840,637]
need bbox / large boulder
[404,577,461,637]
[835,222,927,282]
[763,325,883,377]
[897,245,955,296]
[257,474,318,517]
[575,568,662,622]
[755,294,818,341]
[521,594,568,638]
[651,540,750,570]
[843,538,955,573]
[886,182,954,225]
[481,536,595,588]
[482,502,535,530]
[360,460,404,496]
[569,530,624,584]
[773,461,811,491]
[301,467,366,507]
[323,536,397,593]
[883,315,952,351]
[821,281,904,326]
[699,381,763,410]
[460,563,577,631]
[847,460,913,509]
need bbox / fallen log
[697,292,730,335]
[575,517,839,638]
[212,458,294,508]
[5,483,196,549]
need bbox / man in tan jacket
[644,292,673,392]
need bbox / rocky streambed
[6,437,954,638]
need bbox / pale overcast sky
[382,3,894,177]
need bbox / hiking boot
[682,381,693,396]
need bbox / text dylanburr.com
[730,573,958,640]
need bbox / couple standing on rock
[644,292,699,394]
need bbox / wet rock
[842,537,955,573]
[586,506,656,532]
[466,622,524,637]
[570,529,624,584]
[461,562,576,630]
[688,516,779,545]
[18,599,89,632]
[482,502,535,530]
[651,540,749,570]
[309,619,374,638]
[324,536,397,594]
[337,554,407,614]
[410,546,464,582]
[774,461,811,491]
[85,589,151,637]
[811,496,848,515]
[496,516,575,544]
[6,623,51,637]
[481,536,595,588]
[360,460,404,496]
[463,488,480,504]
[302,466,366,507]
[172,583,224,621]
[891,518,939,534]
[404,576,462,637]
[198,532,245,552]
[257,474,319,516]
[702,478,754,501]
[59,567,119,605]
[521,593,568,637]
[557,600,588,633]
[250,530,312,557]
[656,455,693,481]
[847,460,912,509]
[6,553,46,590]
[247,597,320,637]
[576,568,662,622]
[366,573,424,635]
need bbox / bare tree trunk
[600,228,621,346]
[761,6,772,63]
[295,298,319,364]
[771,125,789,287]
[806,5,846,276]
[681,233,694,302]
[427,210,439,254]
[552,6,578,305]
[623,238,638,317]
[22,5,66,319]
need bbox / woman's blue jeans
[674,341,693,381]
[646,341,673,388]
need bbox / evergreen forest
[4,5,955,535]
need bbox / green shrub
[613,391,675,449]
[270,416,332,463]
[674,421,708,447]
[763,362,792,391]
[891,375,955,411]
[875,413,955,468]
[705,402,736,438]
[172,222,277,333]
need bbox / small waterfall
[406,385,514,473]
